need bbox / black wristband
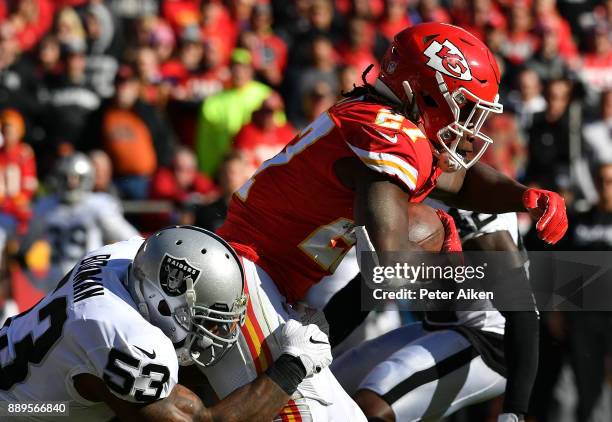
[265,354,307,395]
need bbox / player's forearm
[136,378,289,422]
[208,374,291,422]
[354,175,423,252]
[437,163,528,213]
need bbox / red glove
[522,188,568,244]
[435,209,463,252]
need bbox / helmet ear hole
[158,300,171,316]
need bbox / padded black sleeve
[501,308,539,415]
[490,265,540,415]
[323,273,371,348]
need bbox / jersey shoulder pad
[70,311,178,403]
[335,102,428,191]
[83,236,144,261]
[86,192,123,214]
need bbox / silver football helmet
[128,226,247,367]
[53,152,95,203]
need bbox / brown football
[406,203,445,252]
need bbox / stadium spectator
[526,24,572,83]
[288,0,340,68]
[233,92,296,168]
[243,3,288,87]
[163,27,230,148]
[501,1,538,81]
[149,146,217,228]
[533,0,578,62]
[300,81,337,130]
[193,151,254,232]
[84,2,120,98]
[336,17,380,83]
[35,35,62,86]
[54,6,86,53]
[580,24,612,97]
[199,0,237,65]
[0,108,37,236]
[195,48,272,176]
[88,149,117,196]
[0,24,41,122]
[481,113,527,180]
[377,0,412,43]
[86,65,175,199]
[160,25,205,86]
[337,64,360,97]
[287,35,339,124]
[44,44,100,152]
[525,78,574,191]
[415,0,452,25]
[134,45,167,107]
[161,0,201,32]
[451,0,506,42]
[583,89,612,168]
[5,0,54,53]
[137,16,175,64]
[506,68,547,130]
[149,146,217,210]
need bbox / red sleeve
[333,101,426,192]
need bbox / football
[406,203,445,252]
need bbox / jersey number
[235,114,355,272]
[104,348,170,401]
[0,297,69,390]
[298,218,356,272]
[49,224,88,264]
[236,112,335,201]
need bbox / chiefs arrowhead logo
[159,254,201,296]
[423,40,472,81]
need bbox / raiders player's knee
[353,389,395,422]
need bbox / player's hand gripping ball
[435,209,463,253]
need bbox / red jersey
[218,98,442,302]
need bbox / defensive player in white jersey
[331,210,537,422]
[0,226,333,421]
[42,153,139,279]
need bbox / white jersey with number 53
[0,237,178,421]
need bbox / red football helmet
[377,22,503,169]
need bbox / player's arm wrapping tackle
[77,321,331,422]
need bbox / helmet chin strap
[402,81,414,103]
[185,277,196,310]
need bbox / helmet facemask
[433,72,503,170]
[174,278,247,367]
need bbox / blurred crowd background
[1,0,612,421]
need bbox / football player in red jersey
[208,23,567,421]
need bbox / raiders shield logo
[423,39,472,81]
[159,254,201,296]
